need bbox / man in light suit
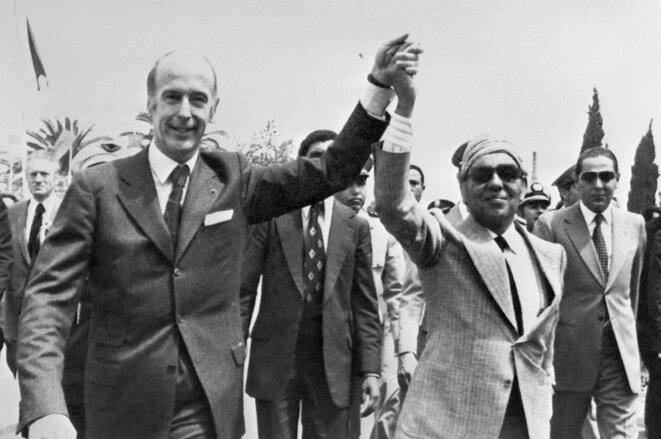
[534,147,646,439]
[375,120,566,437]
[2,152,61,375]
[241,135,383,439]
[16,37,420,439]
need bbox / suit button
[597,316,605,322]
[174,268,181,276]
[166,364,176,374]
[504,380,512,388]
[176,315,183,324]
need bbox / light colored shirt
[148,144,198,214]
[489,225,546,333]
[301,197,334,252]
[25,195,60,243]
[579,201,613,269]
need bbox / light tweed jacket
[374,150,566,439]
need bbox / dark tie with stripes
[164,164,190,246]
[592,213,608,278]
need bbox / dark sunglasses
[467,165,522,184]
[579,171,616,183]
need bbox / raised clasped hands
[371,34,423,116]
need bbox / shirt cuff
[360,82,395,120]
[382,112,412,153]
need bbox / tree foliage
[26,117,112,174]
[580,88,605,153]
[239,120,294,166]
[627,120,659,214]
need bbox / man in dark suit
[16,36,420,439]
[2,152,61,374]
[241,133,382,439]
[535,147,646,439]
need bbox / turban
[459,136,525,180]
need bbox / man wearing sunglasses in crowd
[374,133,566,438]
[534,147,646,439]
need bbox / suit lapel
[563,204,605,286]
[176,157,224,260]
[459,216,519,333]
[276,211,305,299]
[606,209,630,290]
[116,150,174,262]
[323,201,353,305]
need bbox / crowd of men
[0,32,660,439]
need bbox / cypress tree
[627,120,659,213]
[580,88,605,153]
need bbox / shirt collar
[30,194,57,212]
[486,223,525,255]
[302,197,333,219]
[148,142,198,184]
[579,201,612,226]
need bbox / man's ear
[147,96,156,116]
[209,97,220,123]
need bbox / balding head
[147,52,218,100]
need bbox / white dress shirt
[24,194,60,243]
[490,225,546,333]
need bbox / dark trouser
[647,361,661,439]
[499,379,529,439]
[255,361,350,439]
[168,341,216,439]
[551,323,638,439]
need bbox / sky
[1,0,661,206]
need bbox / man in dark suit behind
[16,36,420,439]
[2,153,61,374]
[240,133,382,439]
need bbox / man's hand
[360,375,381,417]
[398,351,418,393]
[28,414,76,439]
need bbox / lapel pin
[211,189,217,194]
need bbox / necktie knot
[169,165,190,189]
[310,202,324,220]
[494,235,509,252]
[595,213,604,226]
[35,203,45,215]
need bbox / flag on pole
[26,18,48,91]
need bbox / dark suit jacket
[240,200,381,408]
[535,203,646,393]
[16,104,386,439]
[2,198,60,360]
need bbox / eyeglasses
[467,165,522,184]
[579,171,616,183]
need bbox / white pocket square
[204,209,233,226]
